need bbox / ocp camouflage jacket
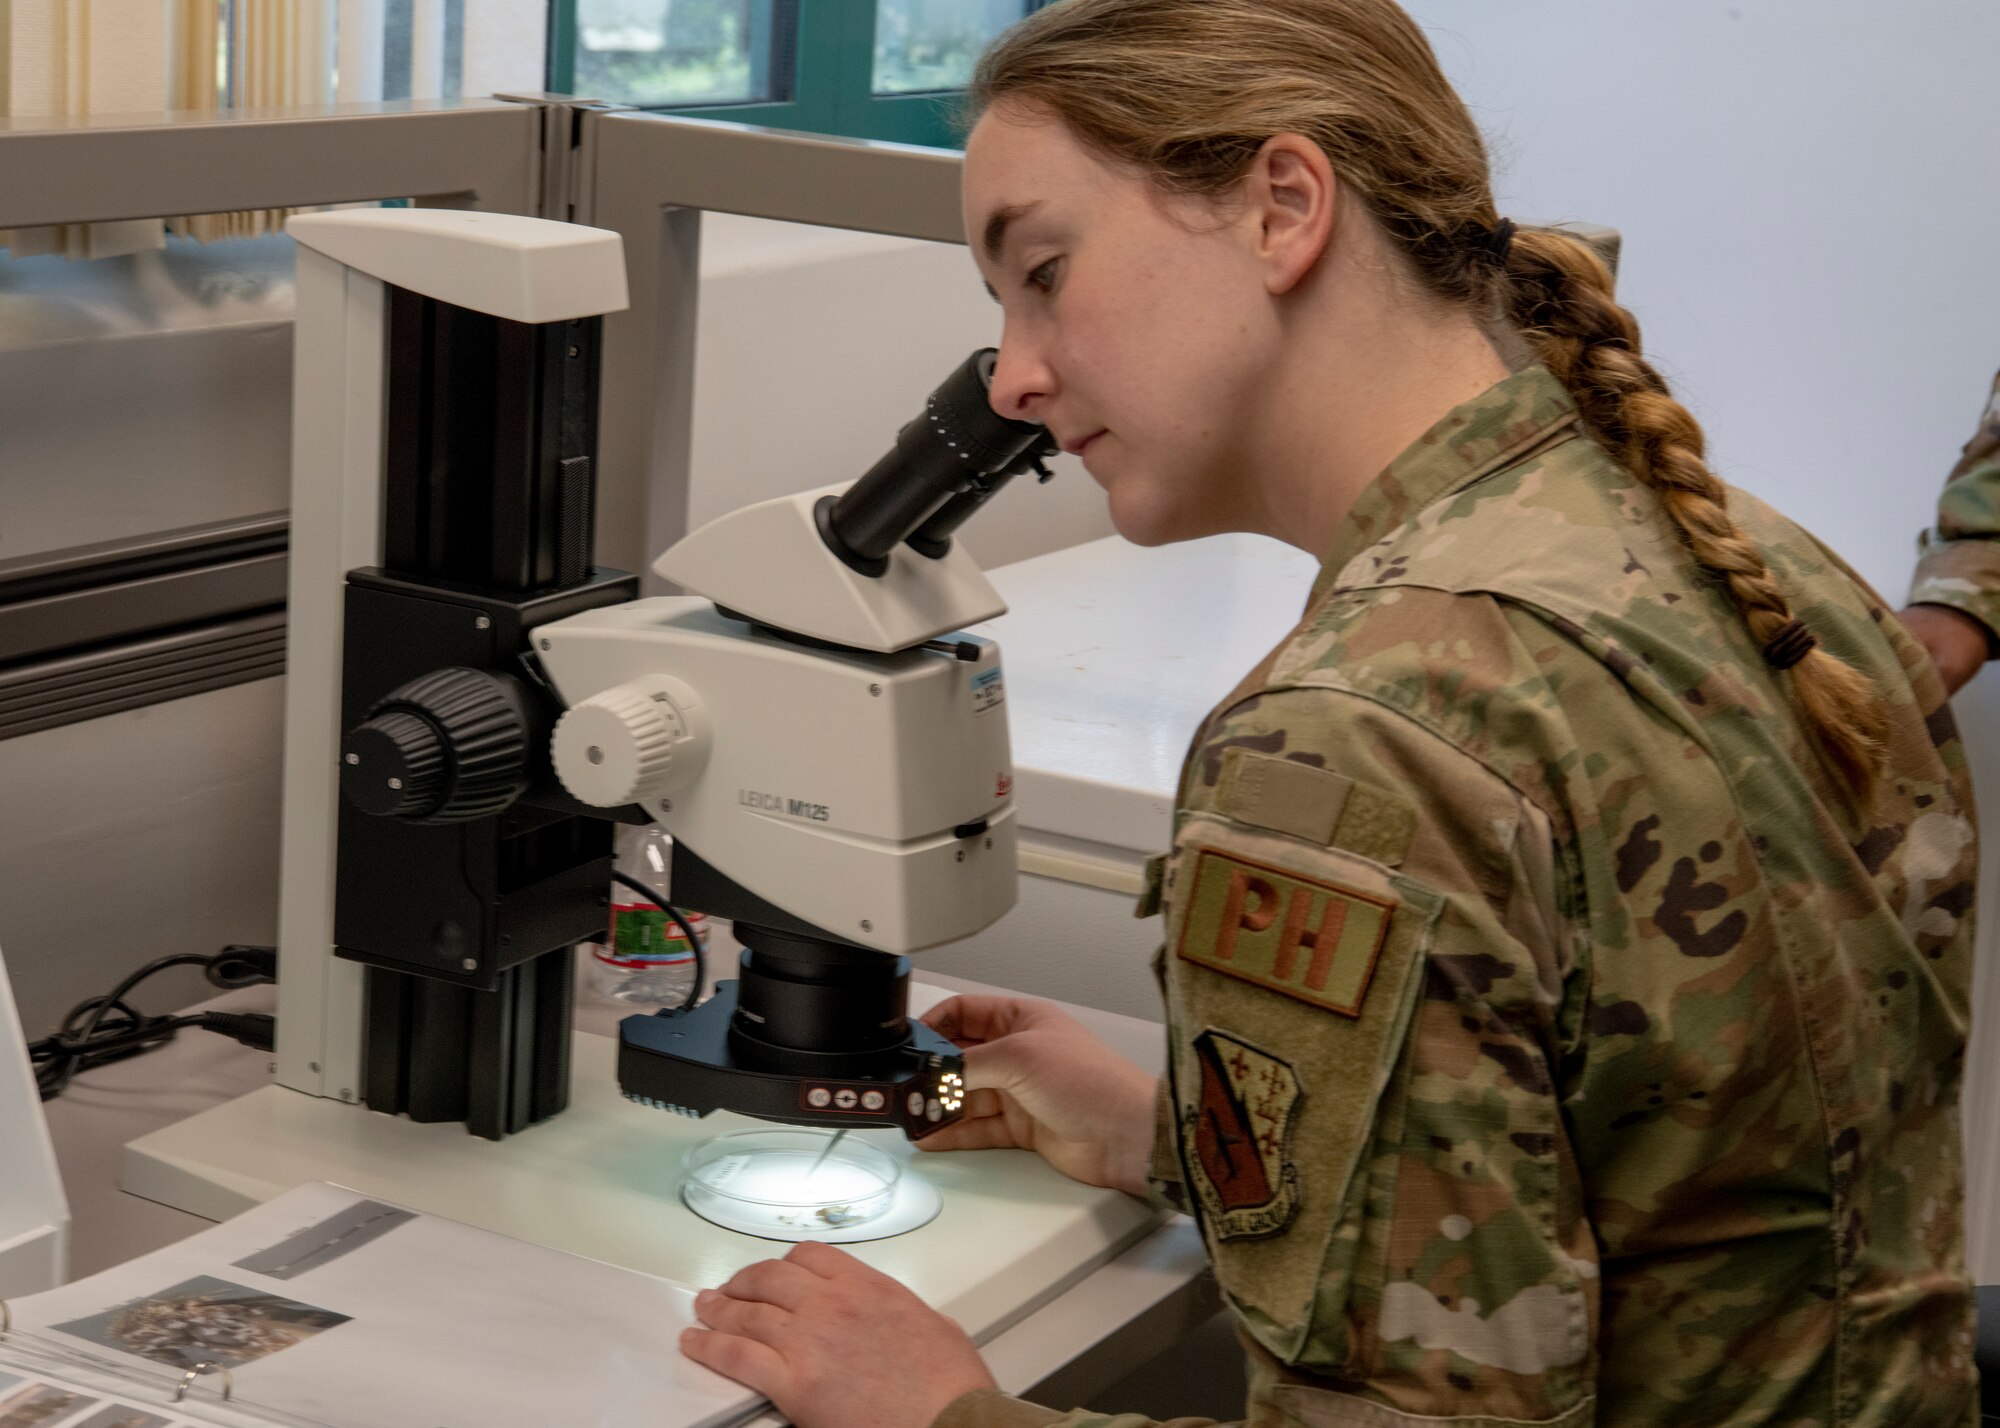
[940,365,1978,1428]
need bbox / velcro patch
[1217,749,1415,866]
[1176,848,1394,1017]
[1185,1028,1303,1240]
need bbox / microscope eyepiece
[818,348,1056,575]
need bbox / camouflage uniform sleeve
[1909,368,2000,642]
[1155,684,1596,1426]
[932,1391,1220,1428]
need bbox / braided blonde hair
[970,0,1887,800]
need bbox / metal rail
[0,100,538,230]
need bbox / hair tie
[1474,217,1517,269]
[1762,619,1818,671]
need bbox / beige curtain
[170,0,333,242]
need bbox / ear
[1242,134,1337,297]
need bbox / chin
[1105,485,1218,549]
[1105,494,1177,548]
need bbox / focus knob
[342,709,447,818]
[341,668,533,823]
[552,676,705,810]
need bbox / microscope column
[334,285,636,1140]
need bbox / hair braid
[1500,229,1887,800]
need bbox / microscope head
[655,349,1057,653]
[533,349,1052,1140]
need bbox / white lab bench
[46,958,1215,1418]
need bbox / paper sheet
[5,1184,765,1428]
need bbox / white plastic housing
[536,598,1017,953]
[0,939,68,1294]
[288,209,629,324]
[655,483,1007,654]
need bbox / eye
[1026,257,1061,294]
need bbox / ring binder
[174,1359,235,1403]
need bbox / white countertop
[979,534,1321,854]
[44,957,1215,1413]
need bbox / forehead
[962,105,1122,249]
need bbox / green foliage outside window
[549,0,1049,150]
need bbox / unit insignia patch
[1175,847,1395,1016]
[1184,1028,1303,1240]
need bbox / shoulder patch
[1185,1028,1304,1240]
[1176,847,1395,1016]
[1217,748,1414,866]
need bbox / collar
[1311,365,1583,606]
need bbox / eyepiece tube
[820,350,1050,575]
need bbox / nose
[986,334,1056,424]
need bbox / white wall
[1411,0,2000,598]
[1407,0,2000,1278]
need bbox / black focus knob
[339,668,533,823]
[342,709,447,818]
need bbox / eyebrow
[981,201,1043,263]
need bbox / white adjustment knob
[552,677,701,808]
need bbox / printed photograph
[0,1381,98,1427]
[68,1405,177,1428]
[52,1274,350,1372]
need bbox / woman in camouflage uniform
[680,3,1979,1425]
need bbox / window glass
[576,0,775,108]
[872,0,1025,96]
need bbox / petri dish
[682,1129,903,1239]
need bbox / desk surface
[44,954,1214,1406]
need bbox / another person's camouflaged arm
[1905,369,2000,688]
[935,684,1596,1428]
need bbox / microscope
[315,208,1054,1144]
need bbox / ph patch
[1176,848,1394,1016]
[1185,1028,1303,1240]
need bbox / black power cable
[610,872,706,1014]
[31,943,278,1101]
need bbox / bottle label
[598,903,704,968]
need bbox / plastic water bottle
[588,826,707,1006]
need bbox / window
[547,0,1051,149]
[573,0,784,109]
[872,0,1024,97]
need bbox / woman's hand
[1899,603,1990,696]
[916,994,1158,1197]
[682,1241,995,1428]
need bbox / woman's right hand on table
[914,994,1158,1197]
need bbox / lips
[1061,430,1106,457]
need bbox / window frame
[546,0,1048,150]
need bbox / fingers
[920,994,1058,1046]
[913,1113,1028,1153]
[958,1035,1040,1094]
[919,994,987,1045]
[694,1288,791,1344]
[785,1238,865,1279]
[679,1324,787,1394]
[716,1257,819,1312]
